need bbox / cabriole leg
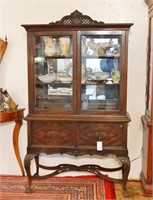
[24,154,36,193]
[34,154,39,176]
[118,156,130,197]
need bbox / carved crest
[49,10,104,25]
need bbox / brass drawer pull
[48,130,58,138]
[96,131,106,140]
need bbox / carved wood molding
[49,10,104,25]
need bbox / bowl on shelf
[89,72,109,81]
[38,74,56,83]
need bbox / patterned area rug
[0,175,115,200]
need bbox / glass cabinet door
[81,34,121,111]
[34,35,73,110]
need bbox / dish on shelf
[89,72,109,81]
[48,87,72,95]
[38,74,56,83]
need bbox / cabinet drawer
[78,123,125,147]
[31,122,75,146]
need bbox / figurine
[81,36,88,55]
[43,36,56,56]
[59,37,71,56]
[0,89,7,111]
[87,38,113,56]
[111,69,120,83]
[0,89,18,111]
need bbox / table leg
[13,119,25,176]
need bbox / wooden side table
[0,108,25,176]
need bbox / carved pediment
[49,10,104,25]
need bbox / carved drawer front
[78,123,125,147]
[31,122,75,146]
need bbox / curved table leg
[118,156,131,197]
[13,119,25,176]
[34,154,39,176]
[24,154,37,193]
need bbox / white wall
[0,0,148,179]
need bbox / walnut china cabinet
[22,11,133,196]
[140,0,153,197]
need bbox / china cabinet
[140,0,153,196]
[22,10,133,196]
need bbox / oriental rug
[0,175,115,200]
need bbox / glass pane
[81,35,120,110]
[34,35,73,110]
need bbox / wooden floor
[115,181,153,200]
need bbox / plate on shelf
[48,87,72,95]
